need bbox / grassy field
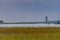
[0,27,60,40]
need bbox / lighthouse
[45,16,48,23]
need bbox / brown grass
[0,27,60,40]
[0,27,60,33]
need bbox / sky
[0,0,60,22]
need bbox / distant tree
[0,20,4,23]
[56,20,60,24]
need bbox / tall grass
[0,27,60,40]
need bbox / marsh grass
[0,27,60,40]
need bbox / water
[0,24,60,28]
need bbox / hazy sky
[0,0,60,22]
